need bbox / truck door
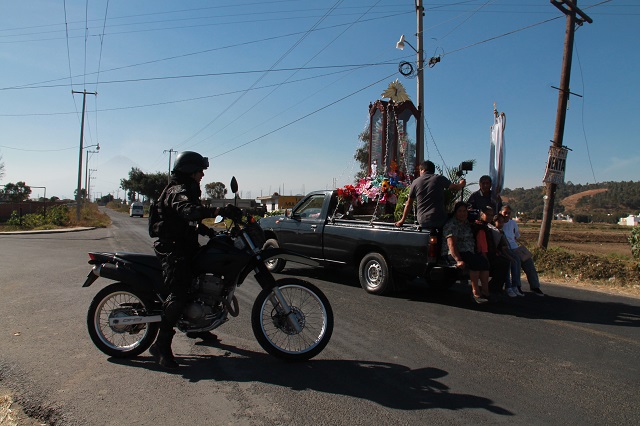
[277,193,326,259]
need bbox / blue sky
[1,0,638,201]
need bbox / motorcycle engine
[184,273,225,321]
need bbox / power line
[174,0,347,150]
[181,0,383,153]
[574,40,597,184]
[211,72,397,159]
[0,11,410,90]
[0,60,403,117]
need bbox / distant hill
[560,189,608,212]
[500,181,640,223]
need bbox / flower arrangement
[338,161,413,207]
[336,184,357,205]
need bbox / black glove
[219,204,242,221]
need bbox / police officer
[149,151,240,369]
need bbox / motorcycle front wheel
[87,283,159,358]
[251,278,333,361]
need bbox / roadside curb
[0,227,95,235]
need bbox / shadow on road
[280,266,640,328]
[109,343,512,416]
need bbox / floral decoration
[338,161,413,207]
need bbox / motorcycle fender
[261,248,319,267]
[82,263,153,291]
[82,268,100,287]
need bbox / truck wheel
[263,239,286,273]
[359,252,393,295]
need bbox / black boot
[149,329,178,369]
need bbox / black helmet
[172,151,209,174]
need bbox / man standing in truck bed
[395,160,466,229]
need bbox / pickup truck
[259,190,461,295]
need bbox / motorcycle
[82,178,333,361]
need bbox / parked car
[129,202,144,218]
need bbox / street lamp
[395,0,425,165]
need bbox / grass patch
[532,245,640,288]
[0,203,110,231]
[69,203,111,228]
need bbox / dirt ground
[518,223,632,257]
[0,392,44,426]
[517,222,640,297]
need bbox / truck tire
[263,238,286,273]
[359,252,393,295]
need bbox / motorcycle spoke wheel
[87,283,158,358]
[252,278,333,361]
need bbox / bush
[47,205,70,226]
[5,205,69,229]
[533,246,640,284]
[629,225,640,260]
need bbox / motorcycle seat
[115,252,161,270]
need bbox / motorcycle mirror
[230,176,238,194]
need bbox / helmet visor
[202,157,209,169]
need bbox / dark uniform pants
[154,241,198,333]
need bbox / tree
[2,181,31,202]
[205,182,227,199]
[98,193,114,204]
[441,161,475,213]
[353,129,370,181]
[120,168,168,201]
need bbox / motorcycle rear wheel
[252,278,333,361]
[87,283,159,358]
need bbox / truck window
[295,194,325,218]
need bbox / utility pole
[84,144,100,199]
[163,149,178,183]
[88,169,97,201]
[538,0,592,248]
[416,0,425,166]
[72,90,97,221]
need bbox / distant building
[256,194,304,213]
[204,197,266,215]
[618,214,639,226]
[555,213,573,222]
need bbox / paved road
[1,209,639,425]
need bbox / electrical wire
[0,11,410,91]
[574,40,597,184]
[211,72,397,159]
[174,0,346,150]
[63,0,81,123]
[437,0,496,42]
[183,0,382,153]
[0,144,76,152]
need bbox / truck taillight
[427,235,439,261]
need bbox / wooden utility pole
[538,0,592,248]
[416,0,424,166]
[72,90,97,221]
[163,149,178,184]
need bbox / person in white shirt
[500,205,545,296]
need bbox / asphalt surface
[1,212,639,425]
